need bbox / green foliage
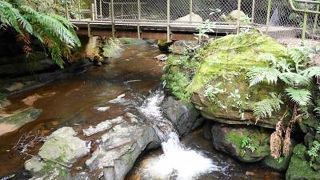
[285,88,311,106]
[248,46,319,119]
[0,0,80,68]
[253,93,283,119]
[240,137,257,152]
[307,141,320,167]
[194,19,215,44]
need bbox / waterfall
[138,90,221,179]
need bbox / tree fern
[0,0,80,68]
[301,66,320,78]
[279,72,310,86]
[285,88,311,106]
[247,67,280,86]
[253,93,283,119]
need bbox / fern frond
[288,47,312,72]
[301,66,320,78]
[279,72,310,86]
[253,94,283,119]
[247,67,280,86]
[285,88,311,106]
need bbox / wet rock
[0,107,42,136]
[175,12,203,23]
[263,155,291,172]
[170,40,200,55]
[25,127,89,179]
[83,116,124,136]
[211,123,270,163]
[188,33,288,129]
[161,96,200,136]
[85,36,103,62]
[154,54,168,61]
[203,120,214,140]
[158,40,174,53]
[102,38,123,59]
[119,38,147,45]
[286,144,320,180]
[85,120,160,180]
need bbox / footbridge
[65,0,320,42]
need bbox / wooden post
[236,0,242,34]
[312,4,319,37]
[87,22,91,37]
[93,1,97,20]
[137,0,141,39]
[91,3,95,21]
[78,0,81,20]
[167,0,171,42]
[302,2,308,43]
[111,0,115,38]
[99,0,102,19]
[251,0,256,23]
[266,0,272,33]
[189,0,193,23]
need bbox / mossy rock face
[263,155,292,172]
[211,123,270,163]
[188,32,288,129]
[286,144,320,180]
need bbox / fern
[279,72,310,86]
[0,0,80,68]
[287,47,311,72]
[247,67,280,86]
[286,88,311,106]
[301,66,320,78]
[253,93,283,119]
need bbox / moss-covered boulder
[286,144,320,180]
[263,155,292,172]
[211,123,270,163]
[187,32,288,129]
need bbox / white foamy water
[139,90,221,179]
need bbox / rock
[175,12,203,23]
[154,54,168,61]
[221,10,250,23]
[188,32,288,129]
[84,36,103,61]
[5,82,25,92]
[102,38,123,59]
[119,38,147,45]
[203,120,214,140]
[170,40,200,55]
[22,93,42,106]
[211,123,270,163]
[161,96,200,136]
[25,127,89,179]
[286,144,320,180]
[83,116,124,136]
[263,155,291,172]
[158,40,175,53]
[0,107,42,136]
[86,120,160,180]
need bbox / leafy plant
[253,93,283,119]
[194,19,215,44]
[247,46,320,158]
[0,0,80,68]
[307,141,320,167]
[241,137,257,152]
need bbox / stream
[0,41,282,179]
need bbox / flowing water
[0,41,283,179]
[138,91,220,179]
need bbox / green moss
[286,144,320,180]
[263,155,291,172]
[226,128,270,162]
[40,156,68,178]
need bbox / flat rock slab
[0,107,42,136]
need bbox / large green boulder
[188,32,288,129]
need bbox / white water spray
[139,90,222,179]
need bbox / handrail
[288,0,320,14]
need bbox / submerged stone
[0,107,42,136]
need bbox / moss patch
[225,128,270,162]
[286,144,320,180]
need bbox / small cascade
[138,90,221,179]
